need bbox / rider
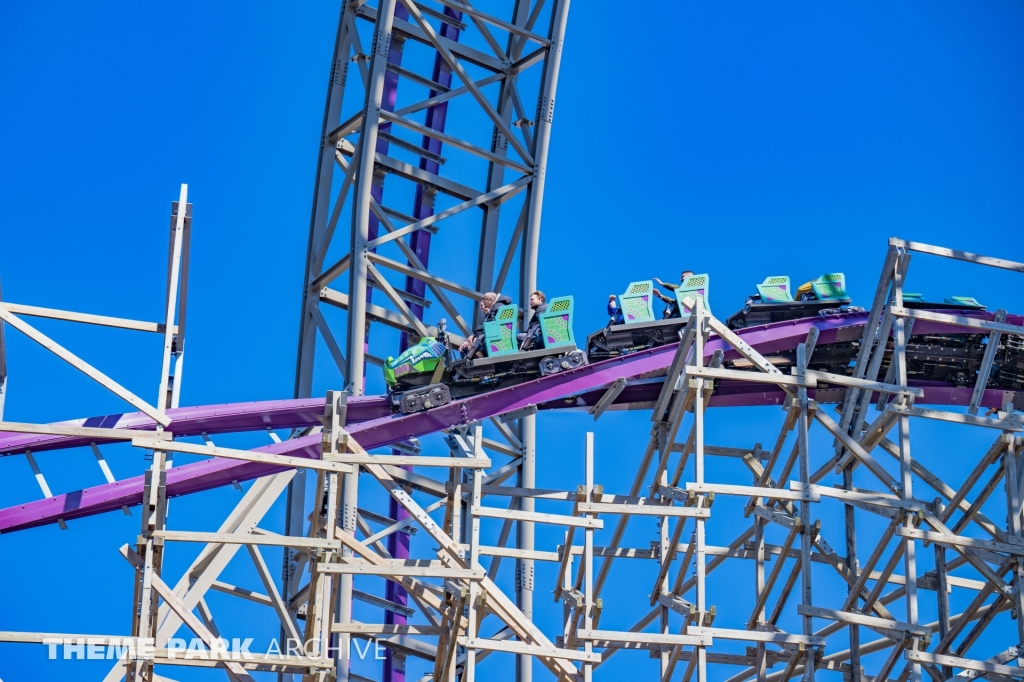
[607,294,624,325]
[795,280,817,301]
[518,291,547,350]
[460,291,512,358]
[653,270,694,319]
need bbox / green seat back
[944,296,984,307]
[811,273,847,301]
[620,281,655,324]
[756,275,792,303]
[675,273,711,314]
[539,296,575,349]
[902,293,925,303]
[484,303,519,357]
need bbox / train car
[893,295,1022,389]
[586,274,710,361]
[725,273,864,329]
[384,296,587,414]
[720,274,1022,391]
[387,274,1022,415]
[589,270,1022,393]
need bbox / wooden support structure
[7,218,1024,682]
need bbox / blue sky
[2,1,1024,680]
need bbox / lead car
[383,296,587,414]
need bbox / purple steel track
[1,309,1019,534]
[0,396,392,456]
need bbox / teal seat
[902,293,925,303]
[811,273,847,301]
[483,303,519,357]
[675,273,711,314]
[539,296,575,349]
[756,275,792,303]
[944,295,984,307]
[619,281,656,324]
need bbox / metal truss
[294,0,571,395]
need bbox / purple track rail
[1,309,1019,533]
[0,396,392,456]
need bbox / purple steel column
[385,9,462,682]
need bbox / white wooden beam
[0,308,171,426]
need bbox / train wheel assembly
[399,384,452,414]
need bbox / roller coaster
[3,271,1020,534]
[4,3,1024,681]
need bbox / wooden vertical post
[464,424,484,682]
[754,439,767,681]
[452,463,464,551]
[1002,423,1024,647]
[327,391,354,678]
[166,195,192,410]
[127,185,188,682]
[933,497,952,678]
[891,248,921,682]
[659,469,671,678]
[156,184,188,410]
[795,343,815,682]
[583,431,595,682]
[693,302,708,682]
[306,393,341,668]
[561,532,574,648]
[843,466,861,682]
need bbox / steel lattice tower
[291,3,571,680]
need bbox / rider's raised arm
[657,280,679,292]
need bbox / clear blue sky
[1,2,1023,680]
